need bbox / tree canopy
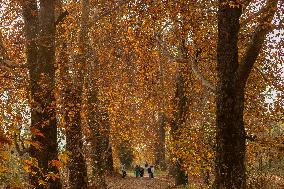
[0,0,283,189]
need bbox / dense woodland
[0,0,283,189]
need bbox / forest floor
[106,172,175,189]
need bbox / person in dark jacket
[148,165,154,178]
[139,167,144,177]
[134,165,140,178]
[122,164,126,178]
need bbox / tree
[215,0,278,188]
[117,141,134,169]
[21,0,62,188]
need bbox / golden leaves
[24,140,43,150]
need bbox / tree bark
[155,112,167,171]
[170,61,190,186]
[63,0,91,188]
[80,0,110,187]
[215,0,278,188]
[22,0,62,188]
[215,2,245,188]
[154,31,167,172]
[65,89,88,189]
[87,88,108,189]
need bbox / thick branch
[236,0,279,87]
[240,4,270,27]
[156,35,216,93]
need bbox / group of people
[121,162,154,178]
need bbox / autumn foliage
[0,0,283,189]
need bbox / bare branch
[191,50,216,93]
[240,4,270,27]
[155,22,171,37]
[240,0,254,11]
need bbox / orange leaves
[0,134,12,145]
[58,151,69,165]
[30,128,45,138]
[24,140,43,150]
[45,172,60,181]
[22,158,38,175]
[49,160,62,168]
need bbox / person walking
[122,164,126,178]
[144,162,149,177]
[139,166,144,177]
[147,165,153,178]
[134,165,140,178]
[147,165,154,178]
[150,165,154,178]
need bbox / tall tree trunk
[87,88,108,189]
[80,0,110,187]
[104,111,114,174]
[22,0,61,188]
[54,1,88,188]
[155,112,167,170]
[170,61,189,186]
[155,36,167,171]
[64,0,90,188]
[216,3,245,188]
[105,140,114,174]
[215,1,278,188]
[65,88,88,189]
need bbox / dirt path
[106,175,174,189]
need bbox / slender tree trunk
[55,1,89,189]
[105,142,114,174]
[22,0,62,188]
[155,35,167,171]
[87,90,108,189]
[170,61,189,186]
[104,112,114,174]
[79,0,110,187]
[155,112,167,170]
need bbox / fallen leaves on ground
[106,175,174,189]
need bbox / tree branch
[155,34,216,93]
[55,10,69,26]
[236,0,279,87]
[191,49,216,93]
[254,67,283,91]
[240,4,270,27]
[0,31,27,69]
[93,0,133,23]
[14,133,29,156]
